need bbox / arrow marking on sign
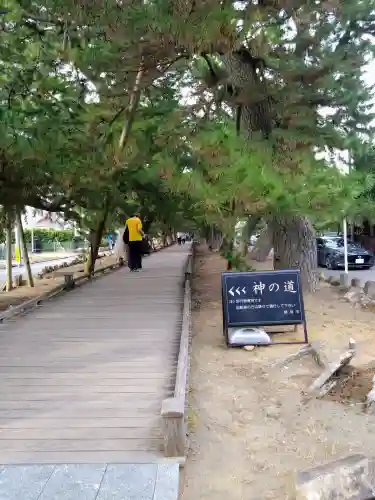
[242,287,246,294]
[236,287,241,295]
[229,287,235,297]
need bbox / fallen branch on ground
[307,340,356,396]
[275,341,328,369]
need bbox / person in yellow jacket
[124,212,144,271]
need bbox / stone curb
[320,272,375,309]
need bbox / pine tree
[5,0,375,290]
[195,2,375,290]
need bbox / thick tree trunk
[86,201,110,275]
[270,215,318,293]
[5,212,13,292]
[16,209,34,287]
[142,218,153,234]
[220,51,318,292]
[220,236,234,270]
[238,239,247,256]
[87,219,107,275]
[240,215,261,256]
[206,225,223,251]
[249,227,272,261]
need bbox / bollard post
[339,273,350,289]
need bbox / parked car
[316,236,374,270]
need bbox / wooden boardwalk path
[0,244,190,466]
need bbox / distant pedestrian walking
[124,213,144,271]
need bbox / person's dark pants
[128,240,143,270]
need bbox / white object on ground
[229,327,271,345]
[114,228,127,261]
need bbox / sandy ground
[182,246,375,500]
[0,253,116,313]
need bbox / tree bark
[115,60,144,166]
[220,236,234,270]
[86,199,110,275]
[16,209,34,287]
[220,51,318,291]
[270,215,318,293]
[206,225,223,251]
[5,211,13,292]
[249,226,272,261]
[87,216,107,275]
[240,215,261,256]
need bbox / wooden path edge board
[0,243,174,323]
[161,247,194,461]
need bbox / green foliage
[1,0,375,266]
[173,118,368,230]
[348,141,375,222]
[22,229,75,243]
[229,253,255,272]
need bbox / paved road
[0,256,76,282]
[320,266,375,286]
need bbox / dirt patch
[324,365,375,406]
[0,254,116,313]
[182,246,375,500]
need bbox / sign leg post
[303,319,309,344]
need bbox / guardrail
[161,245,193,461]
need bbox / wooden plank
[174,283,191,400]
[0,373,175,380]
[0,367,177,374]
[0,417,161,429]
[0,359,179,366]
[161,398,185,458]
[0,378,174,387]
[161,279,192,459]
[0,408,164,419]
[0,385,172,395]
[0,439,162,452]
[0,399,165,410]
[0,387,171,395]
[0,427,161,440]
[308,344,356,394]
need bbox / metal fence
[0,239,90,260]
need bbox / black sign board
[221,269,308,347]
